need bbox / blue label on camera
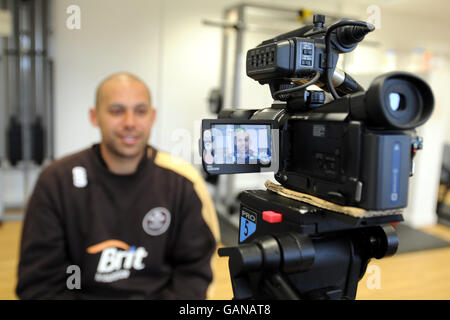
[390,142,401,204]
[239,211,257,243]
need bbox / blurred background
[0,0,450,299]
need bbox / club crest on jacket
[142,207,171,236]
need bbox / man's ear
[89,107,99,127]
[150,107,157,127]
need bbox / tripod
[218,189,401,300]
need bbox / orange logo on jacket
[87,240,148,283]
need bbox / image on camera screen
[203,124,272,165]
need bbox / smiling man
[90,73,156,174]
[16,72,220,299]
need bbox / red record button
[262,211,283,223]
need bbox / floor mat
[394,223,450,254]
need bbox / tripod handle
[218,243,263,276]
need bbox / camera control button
[262,211,283,223]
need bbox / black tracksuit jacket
[16,145,219,299]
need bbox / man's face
[235,130,249,154]
[90,80,156,159]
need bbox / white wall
[156,0,224,160]
[51,0,163,157]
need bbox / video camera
[201,15,434,299]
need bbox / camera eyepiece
[350,72,434,129]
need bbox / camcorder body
[201,15,434,299]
